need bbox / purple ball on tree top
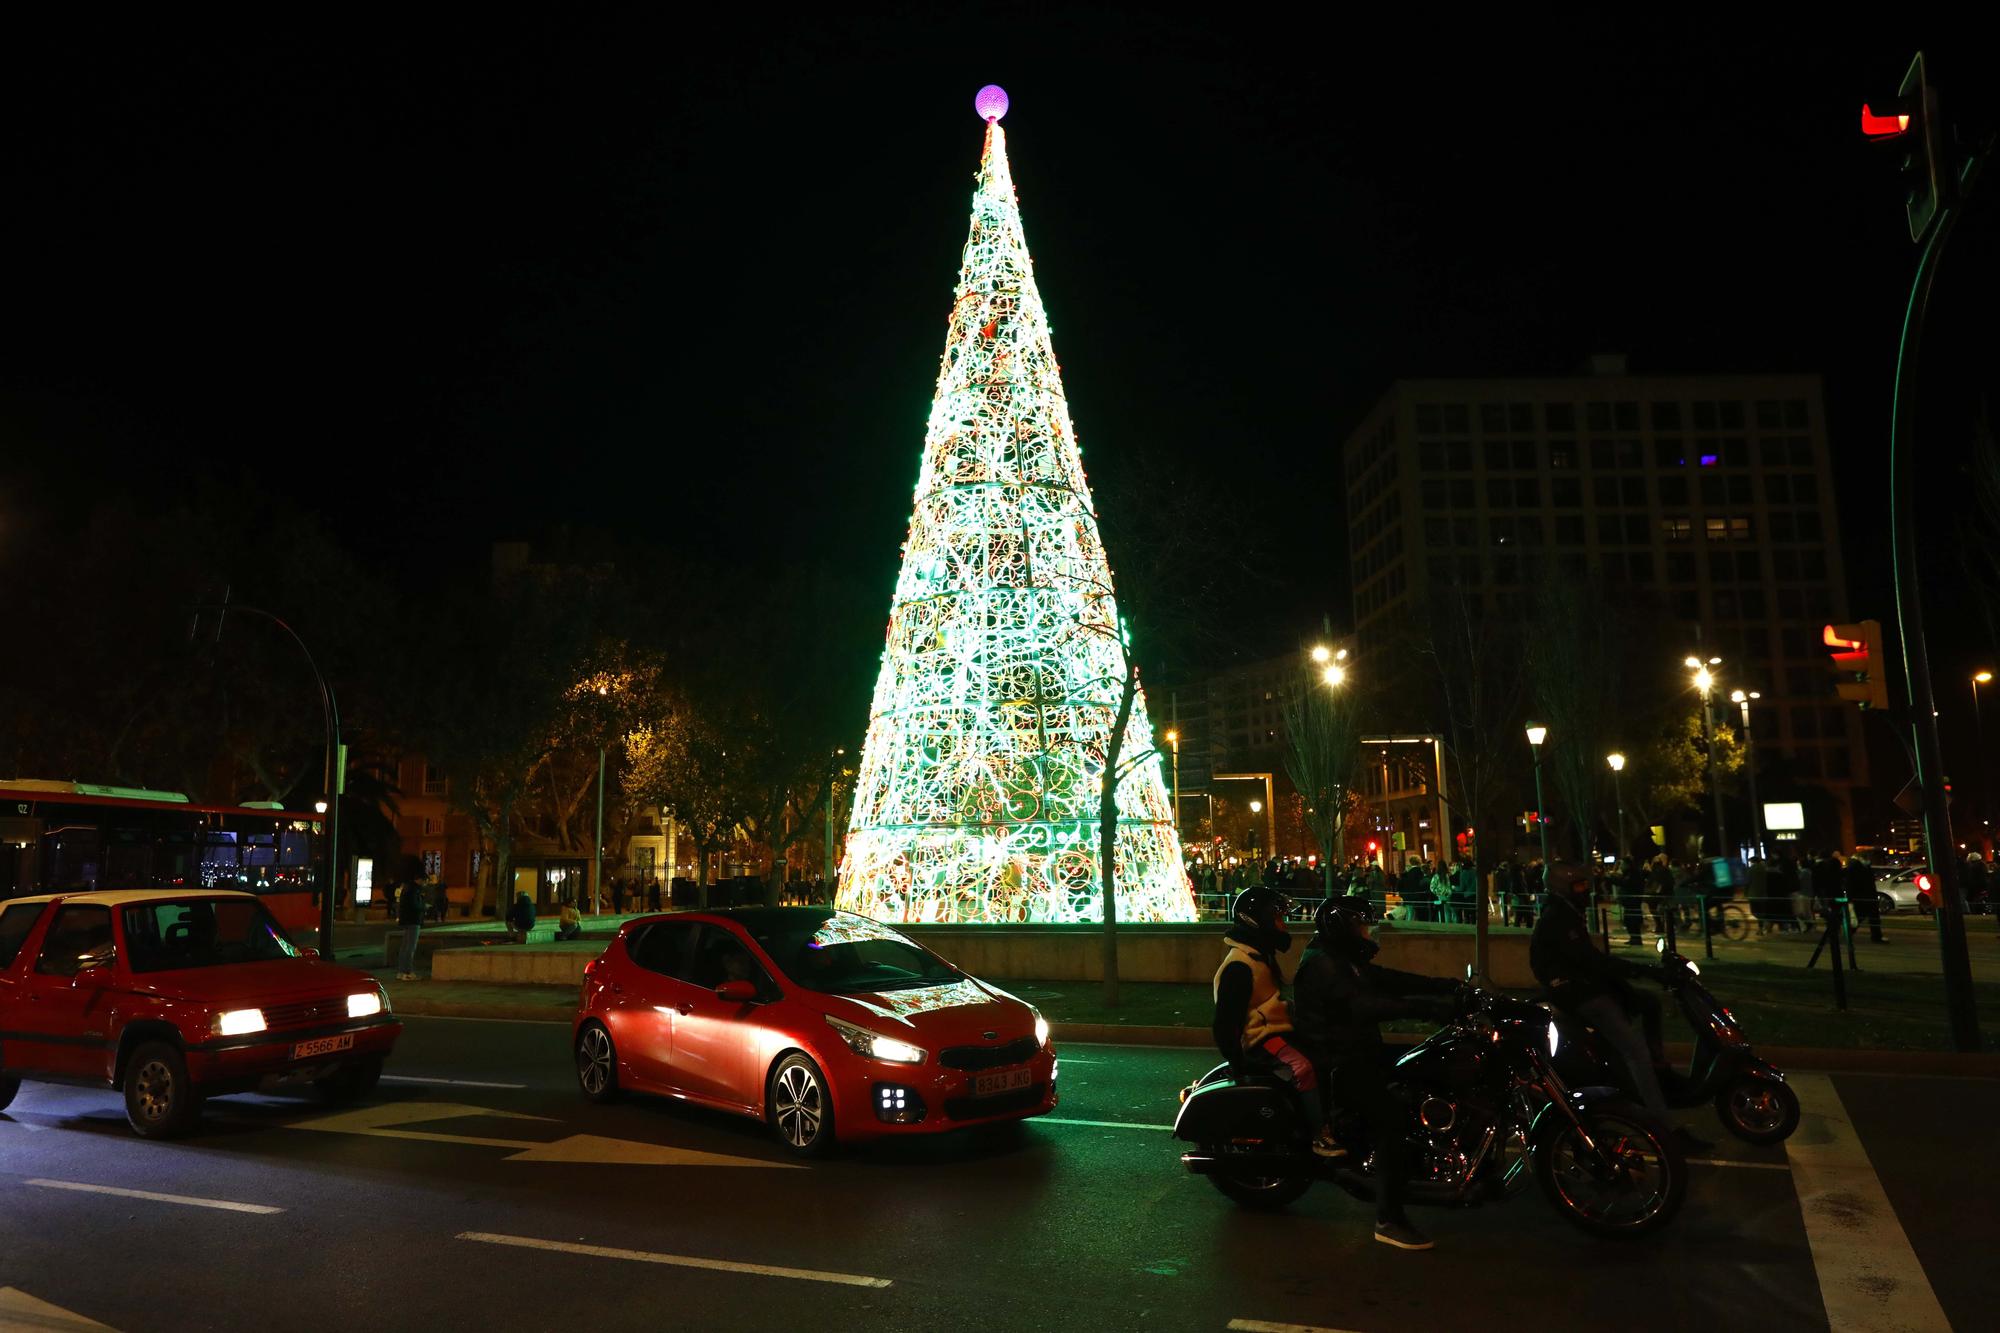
[975,85,1009,123]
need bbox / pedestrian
[1618,855,1647,946]
[1963,853,1991,915]
[430,873,448,923]
[1793,856,1814,932]
[1645,855,1673,937]
[507,889,537,943]
[395,855,427,981]
[1845,852,1883,942]
[555,896,582,940]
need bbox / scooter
[1552,941,1798,1145]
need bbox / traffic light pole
[1889,168,1982,1052]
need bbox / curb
[1049,1022,2000,1076]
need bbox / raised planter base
[424,923,1539,989]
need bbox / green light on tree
[837,96,1193,924]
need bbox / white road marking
[1785,1072,1951,1332]
[0,1286,119,1331]
[25,1179,283,1215]
[1687,1157,1791,1172]
[457,1231,892,1289]
[1227,1320,1365,1333]
[1040,1116,1174,1131]
[380,1075,528,1090]
[282,1101,799,1167]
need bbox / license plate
[292,1034,354,1060]
[973,1067,1033,1097]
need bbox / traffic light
[1825,620,1890,710]
[1862,51,1953,243]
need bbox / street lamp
[823,747,846,890]
[1731,689,1763,861]
[1164,729,1182,851]
[1526,724,1550,867]
[593,683,609,915]
[1316,657,1352,873]
[1686,656,1729,863]
[1606,752,1627,862]
[1248,798,1264,859]
[1974,672,1995,853]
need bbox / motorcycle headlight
[1685,959,1700,977]
[1032,1006,1051,1049]
[1546,1019,1560,1058]
[1656,938,1666,955]
[825,1015,925,1065]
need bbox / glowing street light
[1164,729,1182,848]
[1606,752,1627,862]
[1525,723,1550,865]
[1310,644,1332,665]
[1687,655,1728,862]
[1974,674,1995,848]
[1321,663,1346,687]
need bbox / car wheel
[1918,894,1934,916]
[575,1022,619,1104]
[0,1072,19,1112]
[768,1053,834,1156]
[314,1055,384,1106]
[123,1041,203,1139]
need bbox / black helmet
[1231,885,1291,932]
[1313,894,1376,936]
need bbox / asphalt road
[2,1018,1991,1332]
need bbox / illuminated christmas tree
[838,87,1194,924]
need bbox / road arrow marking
[0,1287,120,1331]
[281,1101,798,1167]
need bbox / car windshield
[119,898,301,973]
[755,914,961,993]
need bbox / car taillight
[583,959,599,981]
[1918,874,1932,891]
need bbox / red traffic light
[1861,103,1911,139]
[1823,624,1864,652]
[1366,840,1379,853]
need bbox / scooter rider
[1293,894,1459,1252]
[1531,861,1710,1150]
[1210,887,1326,1152]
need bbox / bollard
[1841,894,1859,973]
[1700,893,1714,960]
[1827,903,1849,1010]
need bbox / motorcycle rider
[1531,861,1710,1150]
[1292,894,1459,1251]
[1210,887,1328,1154]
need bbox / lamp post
[1731,689,1763,862]
[824,747,846,887]
[1686,655,1729,862]
[1526,724,1550,867]
[1313,645,1352,887]
[1974,671,1995,854]
[1607,752,1627,862]
[593,683,609,916]
[1249,799,1264,861]
[1165,729,1182,846]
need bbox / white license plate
[292,1034,354,1060]
[973,1067,1033,1097]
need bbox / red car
[573,907,1056,1154]
[0,889,400,1137]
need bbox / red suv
[0,889,401,1137]
[574,907,1056,1154]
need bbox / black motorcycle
[1174,988,1688,1238]
[1552,942,1798,1145]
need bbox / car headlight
[348,991,383,1019]
[216,1008,266,1037]
[1032,1007,1051,1049]
[1546,1019,1560,1058]
[825,1015,925,1064]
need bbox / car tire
[575,1022,619,1104]
[314,1054,384,1106]
[768,1053,835,1156]
[123,1041,203,1139]
[0,1072,19,1112]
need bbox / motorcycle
[1551,941,1798,1145]
[1174,987,1688,1238]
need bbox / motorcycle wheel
[1715,1075,1800,1146]
[1534,1100,1686,1238]
[1204,1144,1312,1211]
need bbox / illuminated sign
[1763,803,1806,832]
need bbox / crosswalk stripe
[457,1231,891,1288]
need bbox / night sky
[5,16,1991,676]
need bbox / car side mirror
[76,948,116,983]
[715,980,758,1004]
[299,947,320,959]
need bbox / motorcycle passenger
[1210,887,1324,1151]
[1293,895,1459,1251]
[1531,862,1710,1151]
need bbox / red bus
[0,780,325,932]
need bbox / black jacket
[1292,936,1456,1062]
[398,880,428,925]
[1529,893,1653,1009]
